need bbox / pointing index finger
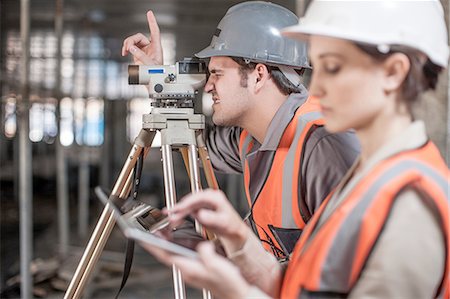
[147,10,161,43]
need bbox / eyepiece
[128,65,140,84]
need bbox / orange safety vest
[281,141,449,298]
[238,96,324,257]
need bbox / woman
[143,1,449,298]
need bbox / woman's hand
[122,10,163,65]
[141,241,250,299]
[166,189,250,253]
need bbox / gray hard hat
[195,1,310,69]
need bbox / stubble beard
[211,86,249,127]
[212,107,242,127]
[212,112,236,127]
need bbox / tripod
[64,106,218,299]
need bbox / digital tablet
[95,186,200,259]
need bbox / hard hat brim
[195,46,311,69]
[281,24,344,42]
[282,24,449,68]
[280,25,311,41]
[195,46,244,59]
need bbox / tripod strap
[115,150,144,298]
[115,240,135,299]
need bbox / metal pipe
[187,145,213,299]
[161,145,177,208]
[19,0,32,297]
[161,144,186,299]
[54,0,70,257]
[187,145,201,193]
[100,100,111,188]
[78,151,90,237]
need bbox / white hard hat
[282,0,449,68]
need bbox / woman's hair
[230,57,305,95]
[355,43,443,108]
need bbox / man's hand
[166,189,250,254]
[122,10,163,65]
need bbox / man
[122,2,359,259]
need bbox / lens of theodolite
[128,65,139,84]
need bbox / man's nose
[204,78,214,93]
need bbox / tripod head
[128,58,207,108]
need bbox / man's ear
[254,63,270,92]
[382,53,410,93]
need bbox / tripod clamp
[143,107,204,146]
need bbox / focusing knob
[154,84,163,93]
[168,73,176,82]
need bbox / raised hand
[166,189,250,254]
[121,10,164,65]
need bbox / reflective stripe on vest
[281,142,449,298]
[238,96,324,254]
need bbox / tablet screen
[95,186,202,258]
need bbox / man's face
[205,56,252,126]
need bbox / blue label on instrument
[148,69,164,74]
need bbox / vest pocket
[268,225,302,255]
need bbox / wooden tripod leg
[181,134,219,190]
[179,147,191,179]
[196,132,219,190]
[182,135,219,242]
[64,130,155,299]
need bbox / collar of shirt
[257,91,308,152]
[359,120,429,173]
[318,120,430,225]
